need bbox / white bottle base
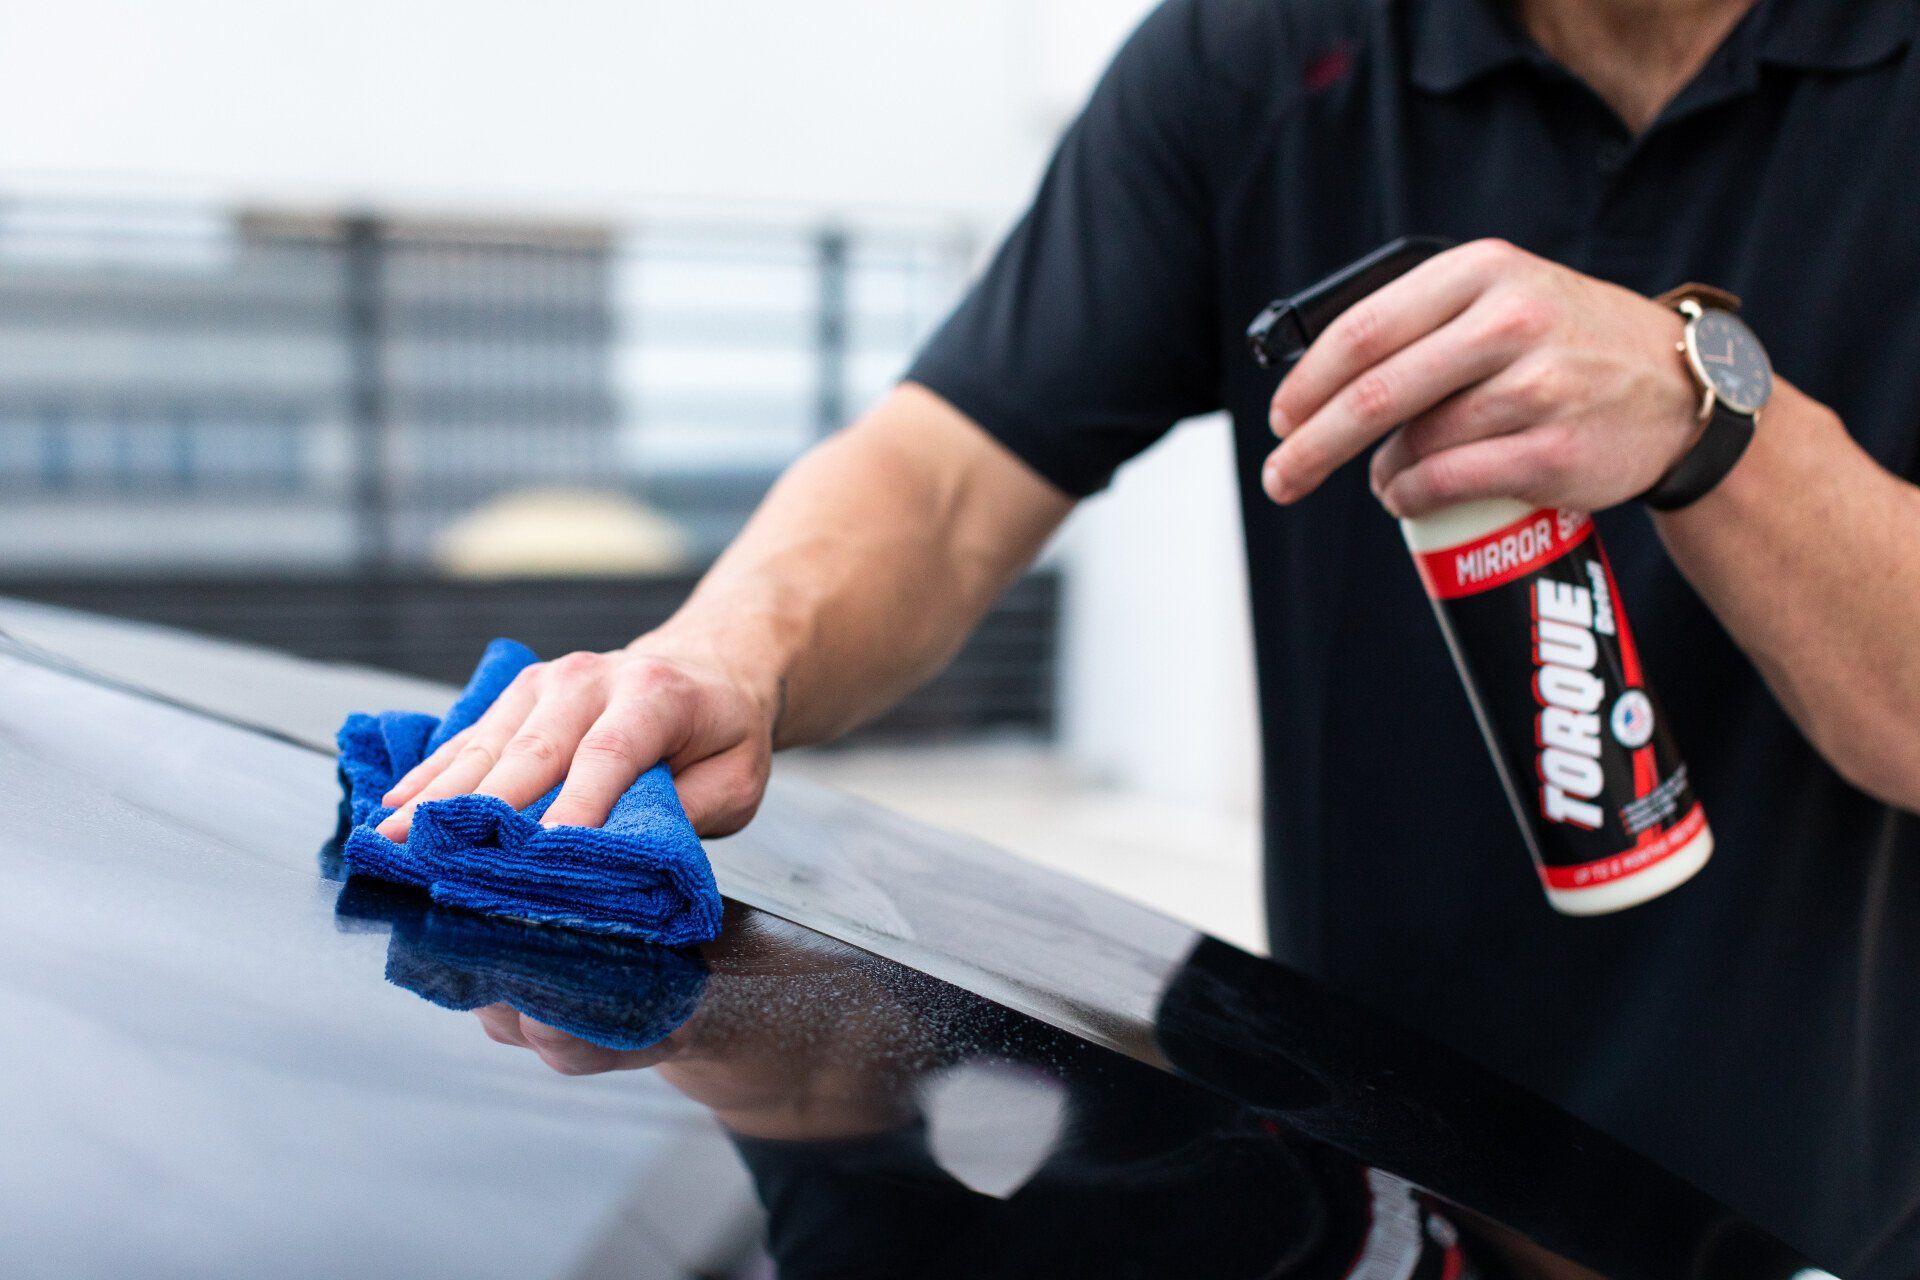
[1541,827,1715,916]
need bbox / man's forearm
[642,383,1074,750]
[1656,381,1920,810]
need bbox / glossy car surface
[0,600,1832,1279]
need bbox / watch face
[1686,309,1773,415]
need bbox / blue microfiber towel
[334,638,724,946]
[332,878,708,1051]
[383,903,708,1052]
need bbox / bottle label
[1413,508,1705,897]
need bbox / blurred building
[0,201,966,572]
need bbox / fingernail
[1269,406,1291,437]
[1263,456,1288,502]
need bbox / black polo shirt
[906,0,1920,1272]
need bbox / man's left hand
[1263,238,1703,518]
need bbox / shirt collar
[1408,0,1918,96]
[1407,0,1539,94]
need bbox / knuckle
[1485,294,1553,345]
[1464,237,1517,268]
[545,651,601,683]
[1347,367,1400,422]
[576,725,640,764]
[622,656,688,699]
[721,775,767,820]
[1466,241,1512,268]
[502,731,562,767]
[1333,301,1388,363]
[1509,360,1564,412]
[691,761,770,836]
[721,759,771,816]
[456,740,500,769]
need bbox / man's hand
[1262,238,1701,518]
[375,635,778,841]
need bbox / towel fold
[334,638,724,946]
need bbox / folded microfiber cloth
[334,638,724,946]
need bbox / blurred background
[0,0,1262,949]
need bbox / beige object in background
[433,488,693,578]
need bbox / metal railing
[0,196,975,573]
[0,194,1058,740]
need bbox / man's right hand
[375,635,779,840]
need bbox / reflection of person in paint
[378,0,1920,1267]
[474,909,1488,1280]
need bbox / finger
[1368,383,1527,498]
[1378,428,1578,519]
[475,1004,531,1048]
[670,743,771,837]
[470,656,612,813]
[381,726,474,808]
[1265,298,1530,503]
[375,671,542,840]
[537,695,684,830]
[1369,356,1571,497]
[519,1013,624,1076]
[1269,239,1518,437]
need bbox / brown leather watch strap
[1655,282,1743,311]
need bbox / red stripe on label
[1593,535,1642,687]
[1414,508,1592,600]
[1632,746,1660,814]
[1540,803,1707,889]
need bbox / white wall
[0,0,1052,221]
[1057,420,1261,815]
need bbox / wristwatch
[1639,283,1773,511]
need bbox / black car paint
[0,603,1829,1278]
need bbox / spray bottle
[1248,238,1711,915]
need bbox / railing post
[342,214,392,574]
[814,228,850,438]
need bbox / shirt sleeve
[905,0,1228,497]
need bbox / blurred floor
[782,742,1267,955]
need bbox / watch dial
[1689,309,1773,415]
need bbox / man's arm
[376,383,1073,839]
[1653,383,1920,809]
[1260,238,1920,812]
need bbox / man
[379,0,1920,1270]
